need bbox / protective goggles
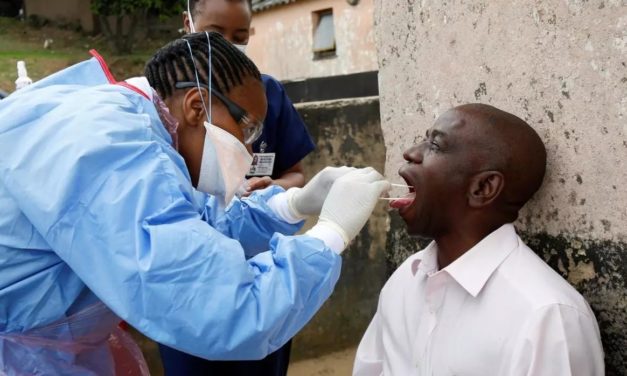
[175,81,264,145]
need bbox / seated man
[354,104,604,375]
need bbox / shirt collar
[411,242,439,276]
[411,224,519,297]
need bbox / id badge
[248,153,276,176]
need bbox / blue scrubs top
[0,55,341,373]
[251,74,315,178]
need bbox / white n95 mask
[234,44,247,54]
[197,121,253,206]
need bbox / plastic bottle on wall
[15,61,33,90]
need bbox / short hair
[144,32,260,99]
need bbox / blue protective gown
[0,55,341,371]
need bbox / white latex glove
[287,166,356,217]
[313,167,390,248]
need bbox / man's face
[185,0,252,45]
[396,109,479,237]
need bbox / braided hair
[145,32,260,100]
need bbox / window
[312,9,336,59]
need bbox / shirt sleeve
[353,296,384,376]
[198,187,304,259]
[507,304,605,376]
[261,75,315,177]
[0,89,342,361]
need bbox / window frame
[312,8,337,60]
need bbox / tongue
[390,197,414,209]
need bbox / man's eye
[429,141,440,151]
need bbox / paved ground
[288,347,356,376]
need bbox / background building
[249,0,378,81]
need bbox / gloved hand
[316,167,390,247]
[287,166,356,217]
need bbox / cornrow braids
[145,32,261,100]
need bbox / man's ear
[467,171,505,208]
[182,89,208,129]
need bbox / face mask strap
[187,0,196,33]
[205,31,213,123]
[184,39,211,123]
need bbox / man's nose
[403,145,424,164]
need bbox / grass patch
[0,16,172,92]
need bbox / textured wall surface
[374,0,626,374]
[248,0,378,81]
[24,0,94,31]
[292,97,389,359]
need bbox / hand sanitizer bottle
[15,61,33,90]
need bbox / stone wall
[291,96,389,360]
[24,0,94,31]
[374,0,626,374]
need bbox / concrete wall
[291,97,388,360]
[374,0,626,374]
[248,0,378,81]
[24,0,94,31]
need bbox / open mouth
[389,174,416,210]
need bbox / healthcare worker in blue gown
[0,32,390,375]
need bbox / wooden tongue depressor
[381,183,415,200]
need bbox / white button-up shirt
[354,224,604,376]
